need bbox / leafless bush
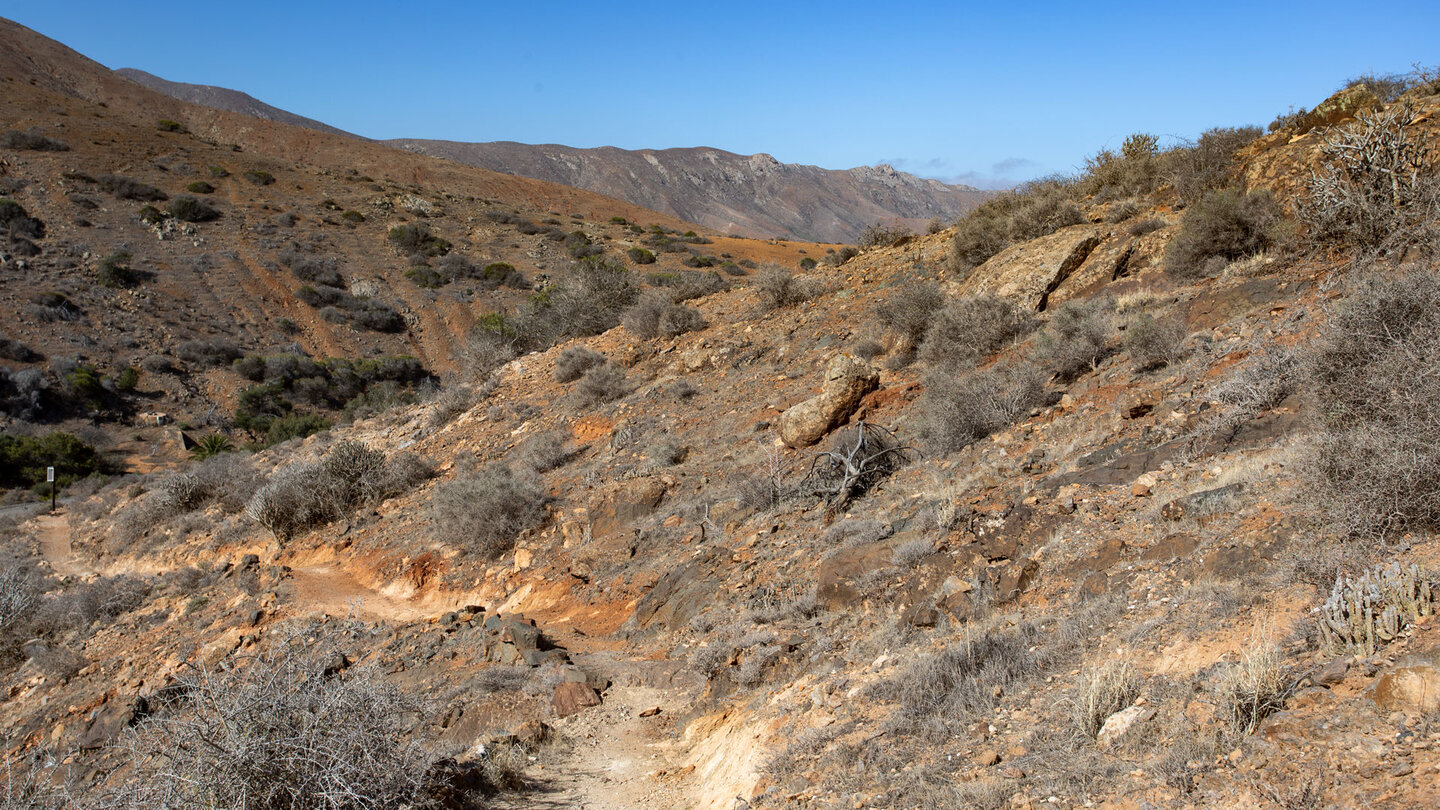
[1,128,69,151]
[1300,102,1439,254]
[858,222,914,249]
[876,282,946,353]
[804,422,913,509]
[572,363,629,407]
[430,463,546,559]
[28,575,150,637]
[753,267,819,311]
[1168,127,1263,205]
[245,442,430,541]
[513,429,573,472]
[1307,269,1440,537]
[1127,217,1165,237]
[918,362,1047,453]
[918,294,1035,370]
[115,640,433,809]
[821,518,892,547]
[1123,311,1187,371]
[1034,296,1117,380]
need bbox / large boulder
[957,224,1107,311]
[779,354,880,448]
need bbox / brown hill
[0,16,827,459]
[114,68,360,139]
[5,17,1440,810]
[385,139,991,242]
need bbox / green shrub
[341,209,365,223]
[264,413,331,447]
[388,223,451,257]
[405,266,447,288]
[185,181,214,194]
[429,463,546,559]
[156,119,187,133]
[234,382,292,434]
[138,205,165,225]
[627,246,656,265]
[798,256,817,270]
[0,432,109,488]
[242,170,275,186]
[115,366,141,392]
[167,195,220,222]
[97,251,142,287]
[1165,188,1281,278]
[209,165,230,178]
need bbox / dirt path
[32,510,91,578]
[27,511,713,808]
[287,564,435,624]
[498,678,701,810]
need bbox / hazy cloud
[878,155,1041,190]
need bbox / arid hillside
[115,68,361,139]
[4,19,1440,810]
[384,140,991,243]
[0,17,831,471]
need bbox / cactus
[1318,561,1435,657]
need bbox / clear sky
[5,1,1437,188]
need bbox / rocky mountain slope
[114,68,360,139]
[78,55,989,244]
[5,17,1440,810]
[384,140,990,242]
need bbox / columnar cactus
[1318,562,1435,657]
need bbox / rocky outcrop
[958,224,1107,311]
[779,355,880,448]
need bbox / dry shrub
[513,429,572,473]
[951,178,1084,270]
[429,463,546,559]
[1165,188,1282,278]
[1123,311,1187,371]
[115,637,437,809]
[1300,102,1440,254]
[553,346,604,383]
[1034,296,1116,380]
[875,281,946,352]
[1190,343,1299,448]
[572,363,628,407]
[1307,268,1440,537]
[622,291,706,339]
[245,442,430,541]
[1074,661,1141,739]
[1169,126,1263,205]
[918,294,1035,370]
[1213,640,1293,735]
[753,267,818,310]
[918,362,1047,453]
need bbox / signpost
[47,466,55,513]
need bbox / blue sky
[5,1,1437,188]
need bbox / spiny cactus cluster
[1318,561,1435,656]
